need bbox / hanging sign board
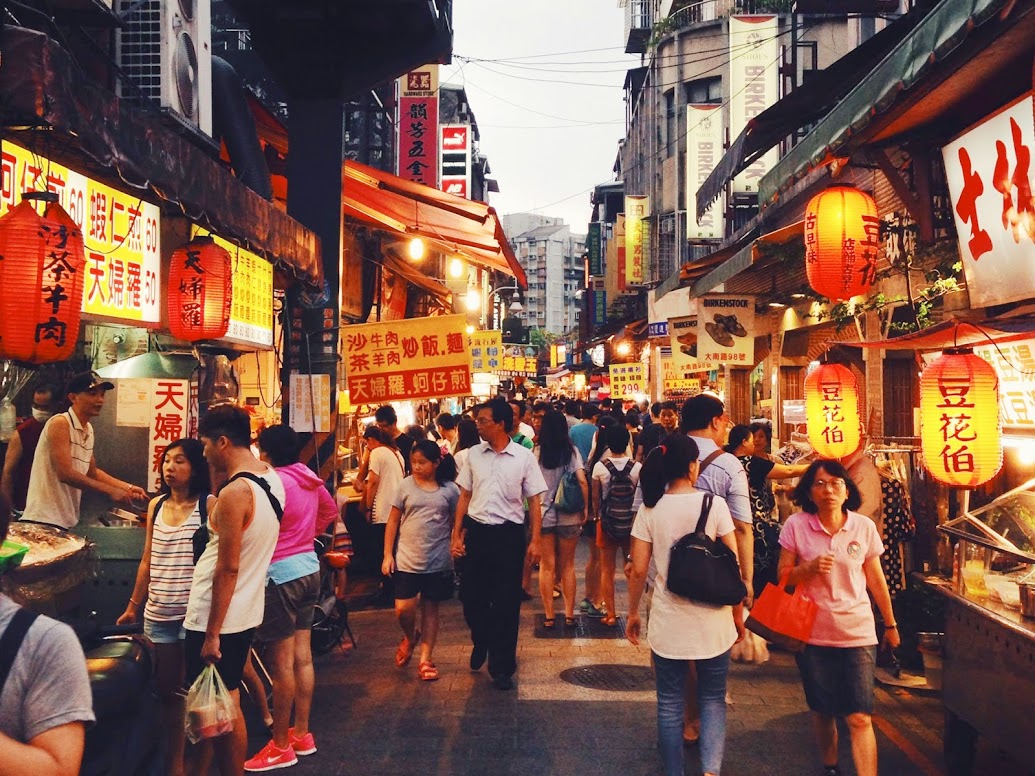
[289,372,331,433]
[975,337,1035,431]
[470,330,503,373]
[440,124,471,198]
[696,295,755,368]
[344,313,472,402]
[0,140,162,325]
[146,379,190,492]
[397,66,440,187]
[624,196,649,287]
[609,363,647,397]
[729,16,780,194]
[687,104,724,239]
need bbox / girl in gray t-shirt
[383,440,460,681]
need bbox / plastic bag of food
[184,664,236,743]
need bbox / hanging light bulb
[465,324,476,335]
[464,288,481,312]
[449,258,465,278]
[407,236,425,261]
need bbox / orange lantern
[168,235,232,342]
[804,186,880,301]
[805,362,861,459]
[0,196,86,364]
[920,348,1001,488]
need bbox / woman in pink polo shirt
[778,459,900,776]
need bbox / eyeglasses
[474,417,494,426]
[812,478,846,491]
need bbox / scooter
[79,621,163,776]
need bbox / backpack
[553,458,586,514]
[600,459,637,540]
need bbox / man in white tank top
[184,405,284,775]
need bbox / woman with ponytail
[626,435,745,776]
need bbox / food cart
[920,482,1035,775]
[2,521,94,626]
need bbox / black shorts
[394,570,455,602]
[582,517,599,538]
[184,628,256,693]
[258,572,320,643]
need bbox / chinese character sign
[147,379,189,492]
[440,125,470,198]
[193,227,274,348]
[687,105,724,239]
[470,330,503,373]
[344,313,472,403]
[397,66,440,187]
[587,222,603,276]
[289,372,331,433]
[975,338,1035,430]
[920,349,1002,488]
[624,197,649,287]
[729,16,779,194]
[0,140,161,324]
[942,95,1035,307]
[696,295,755,369]
[609,363,646,397]
[591,277,607,327]
[804,363,860,459]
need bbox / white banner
[729,16,779,194]
[974,337,1035,431]
[687,105,724,239]
[942,94,1035,308]
[696,294,755,368]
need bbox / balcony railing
[624,0,652,54]
[655,0,792,40]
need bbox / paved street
[240,549,1019,776]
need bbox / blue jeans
[653,649,731,776]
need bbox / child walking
[382,439,459,681]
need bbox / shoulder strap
[0,608,39,693]
[153,493,171,519]
[619,460,633,474]
[602,459,618,476]
[198,494,208,522]
[698,450,724,475]
[225,472,284,522]
[694,493,713,534]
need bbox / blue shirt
[689,434,752,524]
[569,423,597,466]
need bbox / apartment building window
[685,77,721,105]
[665,89,676,158]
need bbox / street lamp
[489,284,524,313]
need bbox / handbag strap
[698,449,724,475]
[694,492,713,534]
[0,608,39,693]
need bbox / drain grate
[559,663,654,691]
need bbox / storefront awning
[758,0,1022,207]
[690,221,804,297]
[845,316,1035,350]
[382,253,453,306]
[342,161,526,288]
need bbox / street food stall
[1,521,94,625]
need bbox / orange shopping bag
[745,572,818,653]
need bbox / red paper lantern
[168,236,232,342]
[920,348,1001,488]
[805,363,861,459]
[0,197,86,364]
[804,186,880,301]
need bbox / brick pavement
[237,552,1018,775]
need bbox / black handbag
[666,493,747,606]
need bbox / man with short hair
[185,405,285,775]
[842,438,883,533]
[508,401,535,449]
[375,405,413,474]
[569,403,600,465]
[1,382,57,511]
[451,399,547,690]
[0,493,94,773]
[563,400,580,429]
[21,371,147,528]
[637,401,679,461]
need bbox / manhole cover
[559,663,654,691]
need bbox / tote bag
[745,571,818,652]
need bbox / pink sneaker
[243,740,298,771]
[288,728,317,756]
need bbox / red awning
[342,161,526,288]
[845,316,1035,350]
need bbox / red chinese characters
[167,236,232,342]
[397,69,439,187]
[805,363,861,459]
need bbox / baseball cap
[67,371,115,394]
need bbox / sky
[447,0,639,236]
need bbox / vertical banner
[470,330,503,373]
[397,65,440,187]
[625,195,649,286]
[729,16,779,194]
[587,222,603,275]
[147,379,189,493]
[591,277,607,327]
[609,363,647,398]
[697,295,755,367]
[687,105,724,239]
[440,124,471,198]
[289,372,331,433]
[615,214,627,293]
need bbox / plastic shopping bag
[184,664,236,743]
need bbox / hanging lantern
[805,362,861,459]
[168,235,232,342]
[804,186,880,301]
[0,195,86,364]
[920,348,1001,488]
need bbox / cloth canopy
[844,317,1035,350]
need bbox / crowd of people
[0,374,902,776]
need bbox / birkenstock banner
[696,295,755,368]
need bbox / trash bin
[917,632,944,690]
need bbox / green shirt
[512,432,534,450]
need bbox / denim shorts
[542,523,582,539]
[795,644,876,716]
[144,617,185,644]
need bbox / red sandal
[418,661,439,681]
[395,629,420,667]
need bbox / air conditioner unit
[116,0,213,137]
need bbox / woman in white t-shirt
[625,434,745,776]
[363,426,406,599]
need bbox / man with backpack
[591,425,642,627]
[186,405,285,775]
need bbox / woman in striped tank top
[118,438,213,776]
